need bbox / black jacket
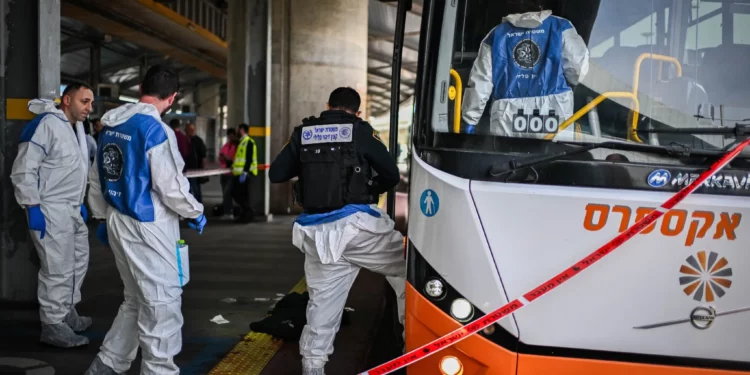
[269,110,400,196]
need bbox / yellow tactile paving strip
[208,277,308,375]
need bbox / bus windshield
[433,0,750,155]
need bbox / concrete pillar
[247,0,271,219]
[0,0,61,302]
[227,0,271,220]
[196,83,221,162]
[269,0,368,214]
[226,0,248,129]
[89,41,101,89]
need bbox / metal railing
[164,0,227,41]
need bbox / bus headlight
[450,298,473,322]
[439,355,463,375]
[425,279,445,298]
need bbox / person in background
[218,128,238,220]
[268,87,406,375]
[185,122,207,203]
[10,83,95,348]
[231,124,258,223]
[83,118,97,165]
[84,64,205,375]
[92,118,103,140]
[168,118,190,165]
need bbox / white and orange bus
[389,0,750,374]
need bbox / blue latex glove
[188,214,207,234]
[96,222,109,247]
[464,124,476,134]
[239,172,248,184]
[27,205,46,239]
[81,205,88,222]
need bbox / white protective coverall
[10,99,91,342]
[461,10,589,137]
[292,204,406,372]
[87,103,203,375]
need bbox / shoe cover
[302,368,326,375]
[40,322,89,348]
[84,356,119,375]
[65,307,93,332]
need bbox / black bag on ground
[249,291,351,341]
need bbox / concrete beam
[61,37,92,54]
[382,0,423,16]
[75,55,165,81]
[368,51,418,73]
[62,1,226,79]
[368,69,415,87]
[368,29,420,52]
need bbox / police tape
[183,168,231,178]
[359,138,750,375]
[183,165,269,178]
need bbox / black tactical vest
[294,116,374,212]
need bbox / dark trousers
[220,174,234,216]
[232,176,255,223]
[188,178,203,204]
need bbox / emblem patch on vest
[101,143,124,181]
[513,39,540,69]
[301,123,354,145]
[373,130,384,144]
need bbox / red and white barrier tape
[359,138,750,375]
[183,165,270,178]
[183,168,231,178]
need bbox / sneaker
[40,322,88,348]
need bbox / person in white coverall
[84,65,206,375]
[10,83,95,348]
[269,87,406,375]
[461,7,589,136]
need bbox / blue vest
[488,16,572,100]
[97,114,167,222]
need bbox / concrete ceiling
[60,0,424,116]
[367,0,423,117]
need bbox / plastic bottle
[176,239,190,287]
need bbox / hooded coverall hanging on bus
[269,87,406,375]
[10,84,95,349]
[84,65,205,375]
[461,9,589,136]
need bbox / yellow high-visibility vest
[232,135,258,176]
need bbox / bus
[391,0,750,374]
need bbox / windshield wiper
[489,141,726,177]
[637,123,750,137]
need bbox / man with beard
[10,83,95,348]
[84,64,206,375]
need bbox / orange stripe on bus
[406,283,747,375]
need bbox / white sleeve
[87,157,110,219]
[10,117,53,206]
[461,34,495,126]
[561,24,590,86]
[149,125,203,219]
